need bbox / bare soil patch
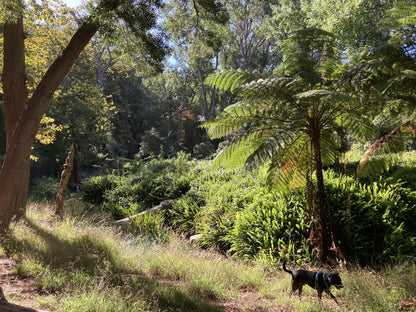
[0,256,43,308]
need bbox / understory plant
[81,152,416,266]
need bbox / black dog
[283,261,343,304]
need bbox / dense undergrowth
[77,151,416,267]
[1,202,415,312]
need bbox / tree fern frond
[384,69,416,98]
[211,127,277,169]
[202,102,255,138]
[266,133,311,189]
[238,77,300,102]
[339,112,375,142]
[212,137,256,170]
[358,126,408,177]
[205,69,263,92]
[344,58,395,89]
[320,128,340,166]
[383,1,416,26]
[296,89,351,107]
[280,27,337,84]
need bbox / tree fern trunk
[311,129,329,263]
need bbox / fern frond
[205,69,263,92]
[296,89,351,108]
[202,100,266,139]
[212,126,277,169]
[339,112,375,142]
[320,128,340,166]
[383,1,416,26]
[384,69,416,100]
[266,133,311,189]
[238,77,301,102]
[212,136,257,170]
[358,125,409,177]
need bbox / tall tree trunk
[311,127,329,263]
[0,0,120,230]
[0,13,30,227]
[196,64,211,144]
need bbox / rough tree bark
[0,0,121,230]
[55,143,75,217]
[311,123,329,263]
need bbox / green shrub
[191,166,263,252]
[107,154,194,211]
[83,153,196,218]
[325,170,416,265]
[29,176,59,201]
[228,189,309,263]
[163,190,204,236]
[81,175,118,205]
[103,202,136,220]
[78,151,416,266]
[131,213,170,243]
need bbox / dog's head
[328,273,344,289]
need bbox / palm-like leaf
[205,69,263,92]
[203,28,353,189]
[266,133,311,190]
[358,122,415,177]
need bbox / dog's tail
[282,260,293,275]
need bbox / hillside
[0,202,415,312]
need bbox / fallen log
[0,287,50,312]
[189,234,202,244]
[113,200,172,226]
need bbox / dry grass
[0,201,414,312]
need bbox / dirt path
[218,291,291,312]
[0,256,44,309]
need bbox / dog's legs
[298,285,303,297]
[317,290,322,300]
[290,279,297,296]
[325,290,339,304]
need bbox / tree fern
[203,27,362,262]
[344,11,416,178]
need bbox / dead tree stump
[55,143,75,217]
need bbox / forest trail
[0,255,288,312]
[2,203,412,312]
[0,256,47,311]
[0,251,344,312]
[0,246,292,312]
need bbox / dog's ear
[328,273,338,281]
[329,273,343,286]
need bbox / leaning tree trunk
[0,0,120,230]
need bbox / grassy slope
[0,202,415,312]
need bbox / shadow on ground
[0,216,225,312]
